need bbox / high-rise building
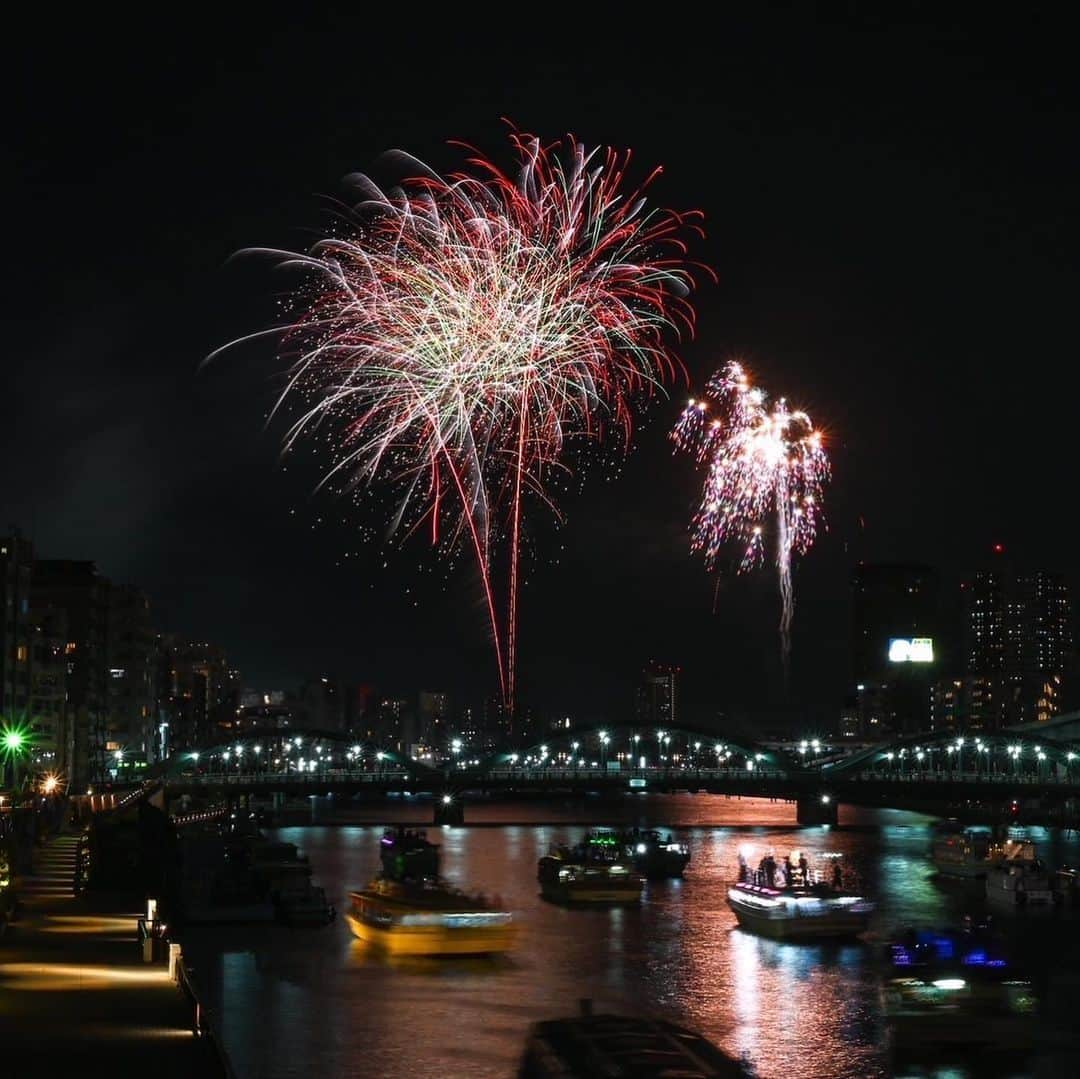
[107,585,157,762]
[850,564,940,733]
[963,564,1071,726]
[637,662,679,730]
[1,529,34,722]
[28,605,70,774]
[418,691,448,744]
[31,560,111,786]
[157,636,237,749]
[852,564,940,680]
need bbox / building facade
[850,563,940,734]
[28,605,70,775]
[107,585,157,763]
[31,560,111,787]
[637,662,679,731]
[963,566,1071,727]
[1,529,34,723]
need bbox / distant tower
[964,551,1071,726]
[637,662,679,729]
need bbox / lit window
[16,645,27,662]
[64,642,76,654]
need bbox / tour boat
[537,843,644,905]
[726,850,873,939]
[881,924,1037,1050]
[931,829,1003,879]
[985,841,1052,909]
[346,826,515,955]
[346,877,516,955]
[584,828,691,879]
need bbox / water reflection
[182,799,1080,1078]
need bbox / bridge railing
[849,769,1079,785]
[170,770,416,786]
[482,767,789,781]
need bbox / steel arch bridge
[825,727,1080,780]
[477,723,804,774]
[151,728,437,782]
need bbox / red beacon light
[992,543,1005,554]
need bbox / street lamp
[600,733,610,768]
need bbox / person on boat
[763,852,777,887]
[737,852,748,883]
[783,855,794,886]
[832,861,843,891]
[798,853,809,884]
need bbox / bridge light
[451,739,462,753]
[1068,752,1077,761]
[601,735,610,745]
[571,741,579,752]
[633,735,641,744]
[598,730,607,741]
[510,754,519,763]
[540,745,548,755]
[114,749,124,760]
[253,745,261,754]
[820,794,831,804]
[189,752,200,762]
[442,794,453,805]
[376,751,385,761]
[352,744,361,755]
[811,739,820,750]
[746,760,754,771]
[955,738,963,749]
[294,737,303,747]
[694,741,701,752]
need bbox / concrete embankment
[0,830,232,1075]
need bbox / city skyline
[4,12,1078,725]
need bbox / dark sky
[4,10,1076,729]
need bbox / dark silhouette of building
[849,563,940,734]
[29,605,69,774]
[637,662,679,730]
[31,560,111,787]
[107,585,157,763]
[156,636,239,749]
[962,561,1071,727]
[1,529,33,722]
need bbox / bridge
[148,722,1080,826]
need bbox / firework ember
[216,129,710,708]
[672,361,829,670]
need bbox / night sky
[4,11,1076,729]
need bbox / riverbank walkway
[0,831,228,1075]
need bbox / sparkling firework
[216,129,709,708]
[671,361,829,670]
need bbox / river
[183,797,1080,1077]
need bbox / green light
[2,728,27,753]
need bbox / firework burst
[672,361,829,670]
[215,129,710,708]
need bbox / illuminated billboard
[888,637,934,663]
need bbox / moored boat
[518,1000,750,1077]
[985,841,1052,909]
[584,828,691,879]
[726,850,873,939]
[931,829,1002,879]
[538,842,644,904]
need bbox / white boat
[726,851,873,939]
[931,830,1002,879]
[985,841,1053,909]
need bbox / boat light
[636,843,647,854]
[932,978,966,991]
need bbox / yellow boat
[346,877,517,956]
